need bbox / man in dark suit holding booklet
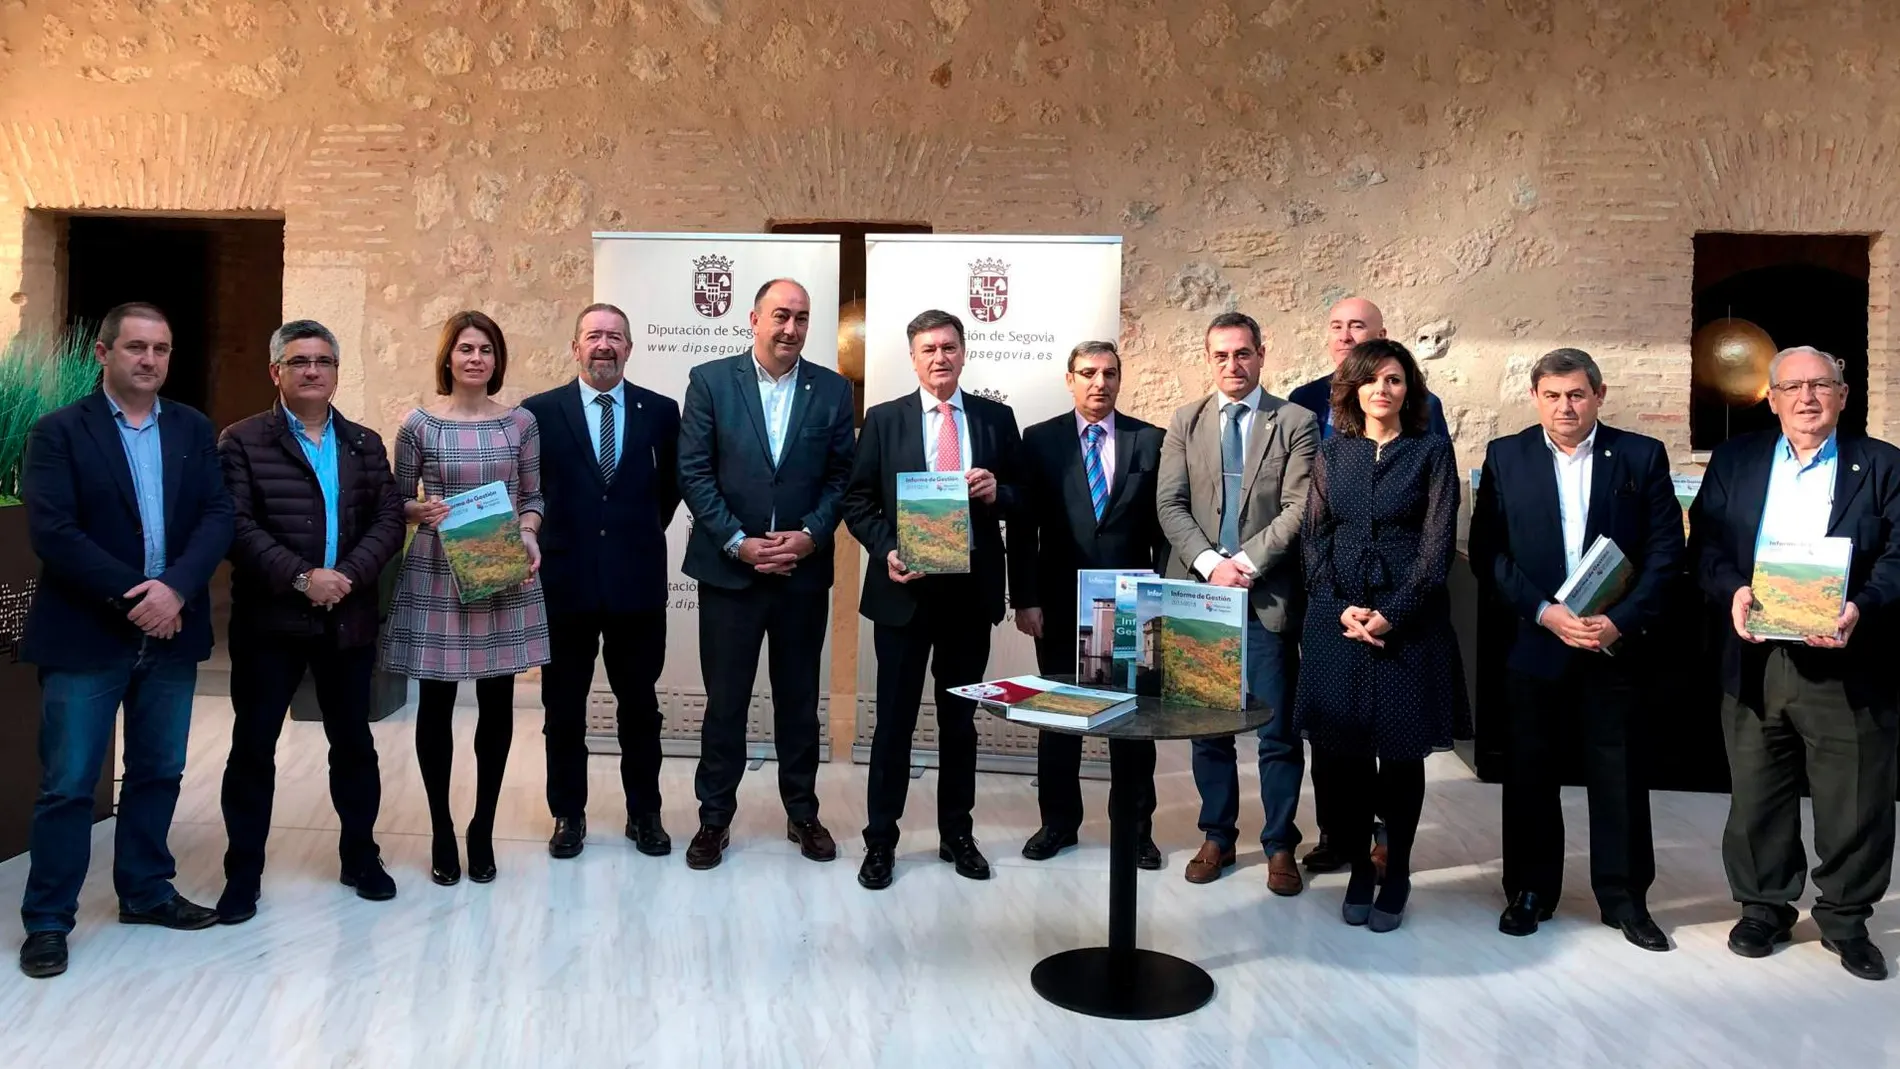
[1690,345,1900,982]
[1470,348,1683,953]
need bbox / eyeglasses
[1770,378,1841,397]
[281,357,339,371]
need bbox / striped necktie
[1083,423,1108,521]
[594,393,617,482]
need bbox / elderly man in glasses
[212,320,407,923]
[1691,345,1900,982]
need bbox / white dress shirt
[1075,409,1117,490]
[1756,433,1837,549]
[1193,386,1266,581]
[577,376,626,466]
[920,386,973,472]
[1536,424,1596,623]
[755,355,799,465]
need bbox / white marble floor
[1,698,1896,1069]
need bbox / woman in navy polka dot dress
[1292,338,1468,932]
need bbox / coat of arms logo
[692,254,734,318]
[968,258,1010,323]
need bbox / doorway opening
[1690,233,1870,452]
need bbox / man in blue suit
[17,302,235,979]
[1469,348,1682,953]
[522,303,682,861]
[677,279,856,870]
[1287,295,1448,877]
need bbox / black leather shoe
[1020,826,1078,861]
[430,833,462,886]
[1727,917,1793,958]
[119,893,219,930]
[1822,936,1888,981]
[684,825,730,870]
[1302,835,1350,873]
[788,819,838,862]
[626,813,672,857]
[216,882,259,925]
[549,816,587,859]
[19,932,67,979]
[340,859,397,902]
[858,845,895,890]
[1498,892,1556,937]
[465,833,496,884]
[1605,914,1671,952]
[939,835,992,880]
[1136,836,1163,871]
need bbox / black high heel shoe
[431,833,462,887]
[466,827,497,884]
[1341,859,1378,926]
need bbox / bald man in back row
[1287,296,1451,877]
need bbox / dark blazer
[21,391,234,668]
[844,389,1021,628]
[218,405,406,648]
[1469,422,1684,679]
[520,379,681,615]
[1288,372,1450,439]
[1007,409,1166,619]
[678,354,856,593]
[1692,429,1900,709]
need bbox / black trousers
[1722,647,1899,941]
[221,635,380,881]
[1032,625,1157,832]
[1503,660,1655,921]
[863,591,992,848]
[542,609,667,821]
[694,582,828,827]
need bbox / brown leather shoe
[1266,849,1304,896]
[1184,840,1236,884]
[787,819,838,862]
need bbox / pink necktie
[935,402,961,472]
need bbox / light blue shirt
[1757,432,1837,550]
[105,392,167,579]
[285,405,340,569]
[919,386,972,472]
[756,356,799,466]
[577,376,626,467]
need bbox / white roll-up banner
[860,234,1124,713]
[592,232,842,733]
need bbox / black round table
[982,679,1272,1021]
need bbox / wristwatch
[293,572,311,593]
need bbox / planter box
[0,507,114,862]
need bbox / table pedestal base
[1029,947,1215,1020]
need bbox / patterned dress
[1292,432,1470,760]
[380,407,552,681]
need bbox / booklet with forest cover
[1748,537,1853,641]
[895,471,971,574]
[947,675,1138,730]
[437,480,532,603]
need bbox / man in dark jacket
[17,303,234,979]
[214,319,406,923]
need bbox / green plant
[0,322,98,506]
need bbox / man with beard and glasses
[677,279,856,869]
[522,303,682,861]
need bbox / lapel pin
[1603,449,1612,457]
[1853,463,1862,471]
[636,402,643,409]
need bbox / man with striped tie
[1007,341,1168,867]
[844,309,1022,890]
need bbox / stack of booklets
[1748,537,1853,640]
[948,676,1139,730]
[437,480,533,604]
[895,471,971,574]
[1074,568,1154,685]
[1095,575,1251,710]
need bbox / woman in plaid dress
[381,310,551,886]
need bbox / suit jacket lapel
[777,360,815,468]
[734,358,774,468]
[158,403,185,539]
[1828,436,1866,535]
[1060,417,1095,530]
[1099,416,1139,527]
[1732,434,1778,570]
[896,391,926,471]
[1582,425,1615,548]
[1193,396,1223,502]
[82,394,140,517]
[558,381,606,490]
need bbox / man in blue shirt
[17,303,234,979]
[212,320,406,923]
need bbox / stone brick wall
[2,0,1898,463]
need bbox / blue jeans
[22,652,198,934]
[1191,619,1303,854]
